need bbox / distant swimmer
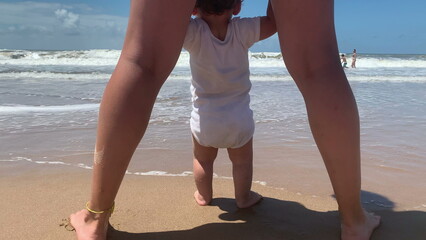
[351,49,357,68]
[341,54,348,68]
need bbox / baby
[183,0,276,208]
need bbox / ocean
[1,49,425,210]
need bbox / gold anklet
[85,201,115,214]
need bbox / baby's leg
[227,139,262,208]
[192,136,218,206]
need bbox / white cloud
[0,1,128,50]
[55,9,80,29]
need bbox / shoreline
[1,164,425,239]
[3,137,426,212]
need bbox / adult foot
[194,190,212,206]
[341,210,381,240]
[236,191,263,208]
[69,209,110,240]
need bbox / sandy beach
[1,160,425,240]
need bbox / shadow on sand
[109,190,426,240]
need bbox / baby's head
[194,0,242,17]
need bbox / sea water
[1,49,425,209]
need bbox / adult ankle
[339,206,366,226]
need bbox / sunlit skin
[190,0,275,209]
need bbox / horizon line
[1,48,426,55]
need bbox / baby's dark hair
[195,0,242,15]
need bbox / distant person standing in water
[351,49,357,68]
[341,54,348,68]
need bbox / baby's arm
[259,0,276,41]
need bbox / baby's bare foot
[69,209,110,240]
[236,191,263,208]
[194,190,212,206]
[341,210,381,240]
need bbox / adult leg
[69,1,195,239]
[227,139,262,208]
[192,136,218,206]
[270,0,380,239]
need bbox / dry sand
[1,163,425,240]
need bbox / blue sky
[0,0,425,54]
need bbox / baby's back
[184,17,260,148]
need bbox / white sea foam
[77,163,93,169]
[248,74,426,83]
[1,49,425,84]
[0,71,112,80]
[1,156,269,187]
[357,56,426,68]
[1,70,424,83]
[133,171,193,177]
[1,49,425,69]
[159,51,426,69]
[0,49,120,66]
[1,157,73,166]
[0,104,99,114]
[0,69,426,83]
[2,156,196,177]
[253,180,267,186]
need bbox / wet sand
[1,162,425,240]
